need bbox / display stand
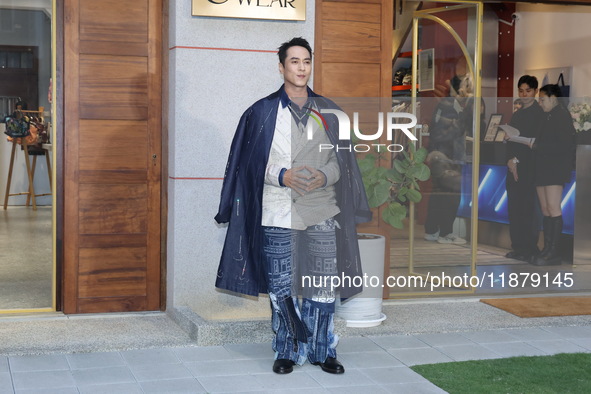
[3,109,51,211]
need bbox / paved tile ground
[0,324,590,393]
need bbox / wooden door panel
[321,63,381,97]
[79,55,148,120]
[78,184,148,234]
[79,41,149,57]
[321,3,381,62]
[323,2,380,23]
[322,28,381,63]
[79,246,147,297]
[321,47,382,64]
[64,0,161,313]
[79,120,148,171]
[79,234,147,248]
[78,171,148,184]
[77,296,147,313]
[79,0,148,43]
[315,0,391,98]
[322,20,381,46]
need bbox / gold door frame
[50,0,57,313]
[0,0,57,314]
[400,0,483,296]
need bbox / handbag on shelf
[5,112,48,154]
[3,111,30,139]
[557,73,570,101]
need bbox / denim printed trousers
[263,219,338,365]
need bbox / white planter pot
[336,233,387,327]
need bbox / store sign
[192,0,306,21]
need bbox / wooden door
[314,0,393,233]
[63,0,162,313]
[314,0,392,98]
[314,0,393,297]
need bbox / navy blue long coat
[214,85,372,298]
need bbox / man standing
[505,75,544,262]
[424,65,473,245]
[214,37,371,375]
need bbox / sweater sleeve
[264,164,284,187]
[506,112,520,161]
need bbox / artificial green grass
[411,353,591,394]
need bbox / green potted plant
[357,143,431,228]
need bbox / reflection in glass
[0,0,53,311]
[389,4,480,296]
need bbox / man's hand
[283,165,326,195]
[507,158,518,182]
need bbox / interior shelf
[392,84,417,91]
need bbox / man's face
[279,46,311,91]
[518,83,537,107]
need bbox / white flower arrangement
[569,101,591,133]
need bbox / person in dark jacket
[505,75,544,263]
[214,37,371,375]
[529,84,575,265]
[424,71,476,245]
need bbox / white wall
[514,3,591,98]
[168,0,315,320]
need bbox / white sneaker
[437,234,467,245]
[424,231,439,241]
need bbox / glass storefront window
[0,0,55,312]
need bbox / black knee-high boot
[533,216,562,266]
[538,216,552,258]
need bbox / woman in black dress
[533,84,575,265]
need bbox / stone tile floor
[1,324,590,394]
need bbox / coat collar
[268,84,320,105]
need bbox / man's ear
[279,62,284,75]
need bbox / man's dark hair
[517,75,538,89]
[278,37,312,65]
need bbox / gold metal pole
[51,0,57,311]
[470,1,484,288]
[409,15,419,275]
